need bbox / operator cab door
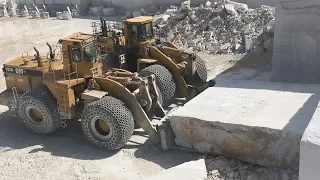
[130,22,155,56]
[124,22,156,72]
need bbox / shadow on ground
[0,100,198,170]
[211,49,273,81]
[0,110,119,160]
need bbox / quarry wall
[18,0,275,10]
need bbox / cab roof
[62,32,94,42]
[125,16,153,24]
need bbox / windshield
[132,23,154,41]
[83,44,98,62]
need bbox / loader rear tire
[139,64,176,106]
[17,86,60,134]
[81,96,134,150]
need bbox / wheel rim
[26,106,43,124]
[90,116,113,141]
[98,119,111,133]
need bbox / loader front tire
[189,55,208,85]
[17,86,60,134]
[81,96,134,150]
[139,64,176,106]
[195,55,208,82]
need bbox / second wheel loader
[91,16,215,106]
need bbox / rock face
[271,0,320,84]
[169,79,320,170]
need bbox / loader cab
[123,16,156,72]
[124,16,156,56]
[60,32,102,78]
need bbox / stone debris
[180,0,191,11]
[265,18,275,33]
[154,1,275,55]
[224,3,238,16]
[228,0,248,11]
[205,156,299,180]
[205,1,212,8]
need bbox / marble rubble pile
[154,0,275,55]
[205,156,299,180]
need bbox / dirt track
[0,17,272,180]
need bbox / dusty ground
[0,17,272,180]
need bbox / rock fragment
[281,173,290,180]
[153,14,171,25]
[180,0,191,11]
[245,37,253,52]
[265,19,275,33]
[205,1,212,8]
[224,3,238,16]
[263,39,273,52]
[246,174,258,180]
[228,0,248,12]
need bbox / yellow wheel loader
[92,16,216,106]
[0,16,215,150]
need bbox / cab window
[83,44,98,62]
[132,23,154,41]
[132,25,138,40]
[72,48,81,62]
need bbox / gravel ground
[204,156,298,180]
[0,17,273,180]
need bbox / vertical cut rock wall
[271,0,320,84]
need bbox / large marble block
[169,79,320,169]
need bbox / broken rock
[282,173,290,180]
[244,24,253,34]
[165,5,178,14]
[252,45,265,54]
[224,3,237,16]
[180,0,191,11]
[228,0,248,11]
[246,174,259,180]
[235,43,244,51]
[263,38,273,52]
[245,37,253,52]
[173,12,187,20]
[212,2,224,13]
[153,14,170,25]
[219,43,231,53]
[205,1,212,8]
[265,19,275,33]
